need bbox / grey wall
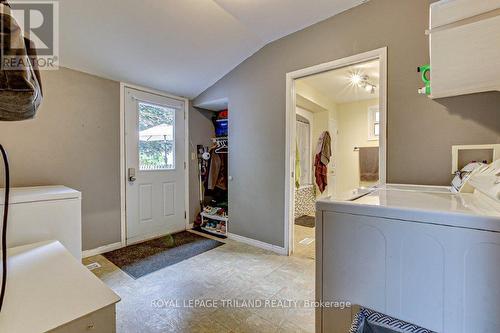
[0,67,217,250]
[0,67,121,251]
[188,104,215,223]
[194,0,500,247]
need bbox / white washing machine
[316,174,500,332]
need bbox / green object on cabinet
[418,64,431,95]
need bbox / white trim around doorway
[284,47,388,256]
[119,82,190,249]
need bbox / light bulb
[350,73,362,86]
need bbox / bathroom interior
[293,59,381,259]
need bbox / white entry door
[124,87,186,244]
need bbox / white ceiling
[59,0,366,99]
[213,0,368,44]
[298,59,380,104]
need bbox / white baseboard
[82,241,123,258]
[228,233,287,255]
[83,231,287,258]
[85,228,190,258]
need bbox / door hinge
[184,162,187,169]
[184,211,187,219]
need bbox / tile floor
[84,231,315,333]
[293,224,315,260]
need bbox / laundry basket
[349,307,436,333]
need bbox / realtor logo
[1,0,59,70]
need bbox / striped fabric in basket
[349,308,436,333]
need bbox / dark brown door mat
[295,215,315,228]
[103,231,223,279]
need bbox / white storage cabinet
[0,186,82,259]
[429,0,500,98]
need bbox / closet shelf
[200,211,229,222]
[200,212,228,237]
[200,226,227,236]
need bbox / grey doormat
[103,231,223,279]
[295,215,315,228]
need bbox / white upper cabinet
[429,0,500,98]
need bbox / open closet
[194,109,229,238]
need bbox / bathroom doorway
[285,48,387,257]
[294,109,316,258]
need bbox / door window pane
[138,102,175,170]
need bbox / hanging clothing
[315,131,331,165]
[208,149,227,191]
[314,154,328,193]
[295,142,301,189]
[314,131,332,193]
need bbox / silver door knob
[128,168,136,182]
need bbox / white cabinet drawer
[49,305,116,333]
